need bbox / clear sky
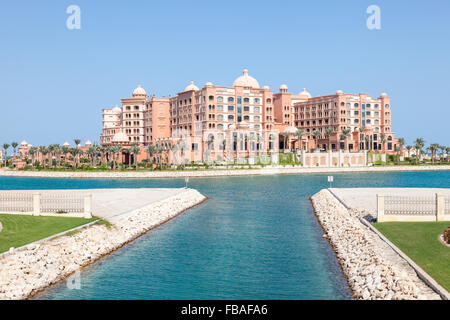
[1,0,449,147]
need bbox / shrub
[444,227,450,244]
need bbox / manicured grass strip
[373,222,450,292]
[0,214,97,253]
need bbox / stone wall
[311,189,440,300]
[0,188,206,300]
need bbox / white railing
[0,193,33,213]
[384,196,436,216]
[377,193,450,222]
[0,192,92,218]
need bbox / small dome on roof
[299,88,311,99]
[205,82,214,87]
[112,131,129,142]
[20,140,28,146]
[380,92,388,98]
[283,126,298,135]
[112,105,121,113]
[85,140,92,146]
[184,81,199,92]
[280,84,288,90]
[336,90,344,95]
[263,85,270,90]
[232,69,260,88]
[132,85,146,97]
[63,142,70,147]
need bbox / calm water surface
[1,171,449,300]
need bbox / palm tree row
[2,139,168,170]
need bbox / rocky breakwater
[311,189,440,300]
[0,188,206,300]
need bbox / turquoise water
[1,171,449,299]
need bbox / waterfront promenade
[1,165,450,179]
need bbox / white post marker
[328,176,334,188]
[185,177,189,189]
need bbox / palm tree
[2,144,10,167]
[439,145,446,163]
[73,139,81,147]
[40,146,49,168]
[146,145,157,167]
[429,143,440,164]
[221,139,227,161]
[358,127,366,150]
[312,130,321,151]
[414,138,425,164]
[379,134,387,153]
[207,135,214,161]
[406,145,412,159]
[396,138,405,165]
[340,128,351,151]
[295,129,305,151]
[446,147,450,163]
[130,144,140,170]
[325,128,333,151]
[28,146,37,167]
[113,145,123,169]
[364,135,370,151]
[280,132,289,152]
[11,142,18,158]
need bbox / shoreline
[0,188,207,300]
[1,165,450,179]
[310,189,441,300]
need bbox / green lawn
[373,221,450,292]
[0,214,97,253]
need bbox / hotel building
[100,69,398,164]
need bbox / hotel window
[217,114,223,120]
[346,103,350,107]
[244,106,250,112]
[354,119,359,123]
[354,103,359,107]
[228,115,234,120]
[228,106,234,111]
[354,110,359,115]
[228,97,234,102]
[192,143,198,151]
[244,98,250,103]
[244,115,250,121]
[366,119,371,124]
[254,107,260,113]
[254,98,260,103]
[254,116,260,121]
[366,111,371,116]
[366,104,371,108]
[375,104,379,109]
[217,96,223,102]
[385,104,390,108]
[254,125,260,129]
[217,105,223,111]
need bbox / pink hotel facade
[100,69,398,164]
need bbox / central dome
[132,84,146,97]
[232,69,260,88]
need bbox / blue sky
[1,0,449,147]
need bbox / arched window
[217,96,223,102]
[228,97,234,102]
